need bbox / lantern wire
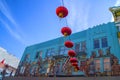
[65,17,68,26]
[61,0,69,27]
[68,36,71,41]
[61,0,64,6]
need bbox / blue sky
[0,0,120,59]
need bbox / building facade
[16,7,120,77]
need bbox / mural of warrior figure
[16,54,30,76]
[65,62,72,75]
[35,53,43,76]
[90,51,96,58]
[46,59,55,76]
[111,58,119,76]
[98,49,103,57]
[106,47,111,56]
[24,62,31,76]
[84,59,90,77]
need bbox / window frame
[75,42,80,53]
[93,39,100,49]
[81,41,86,52]
[101,37,108,48]
[35,51,42,59]
[59,46,68,55]
[46,48,55,57]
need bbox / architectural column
[110,6,120,44]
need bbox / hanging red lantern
[64,41,74,48]
[72,62,78,67]
[61,27,72,36]
[75,66,80,71]
[70,57,78,63]
[56,6,68,18]
[68,50,76,57]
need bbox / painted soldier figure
[98,49,103,57]
[84,60,90,77]
[65,62,72,75]
[111,58,119,76]
[90,51,96,58]
[46,59,55,76]
[24,62,31,76]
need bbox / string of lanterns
[56,0,80,72]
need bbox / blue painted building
[16,6,120,76]
[15,22,120,77]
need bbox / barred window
[46,48,55,57]
[93,39,100,49]
[35,51,42,59]
[101,37,108,48]
[75,43,80,53]
[81,41,86,51]
[59,46,68,55]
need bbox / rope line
[61,0,64,6]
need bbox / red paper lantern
[68,50,76,57]
[61,27,72,36]
[75,66,80,70]
[70,57,78,63]
[64,41,74,48]
[72,62,78,67]
[56,6,68,18]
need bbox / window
[59,46,68,55]
[81,41,86,52]
[64,47,68,55]
[35,52,39,59]
[101,37,108,48]
[23,54,30,62]
[46,48,55,57]
[104,58,111,71]
[20,66,26,74]
[59,46,65,55]
[75,43,80,53]
[51,48,55,56]
[47,49,51,56]
[93,39,100,49]
[35,51,42,59]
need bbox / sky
[0,0,120,59]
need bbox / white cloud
[115,0,120,6]
[0,19,26,44]
[0,0,17,26]
[63,0,90,32]
[0,0,26,45]
[0,47,20,68]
